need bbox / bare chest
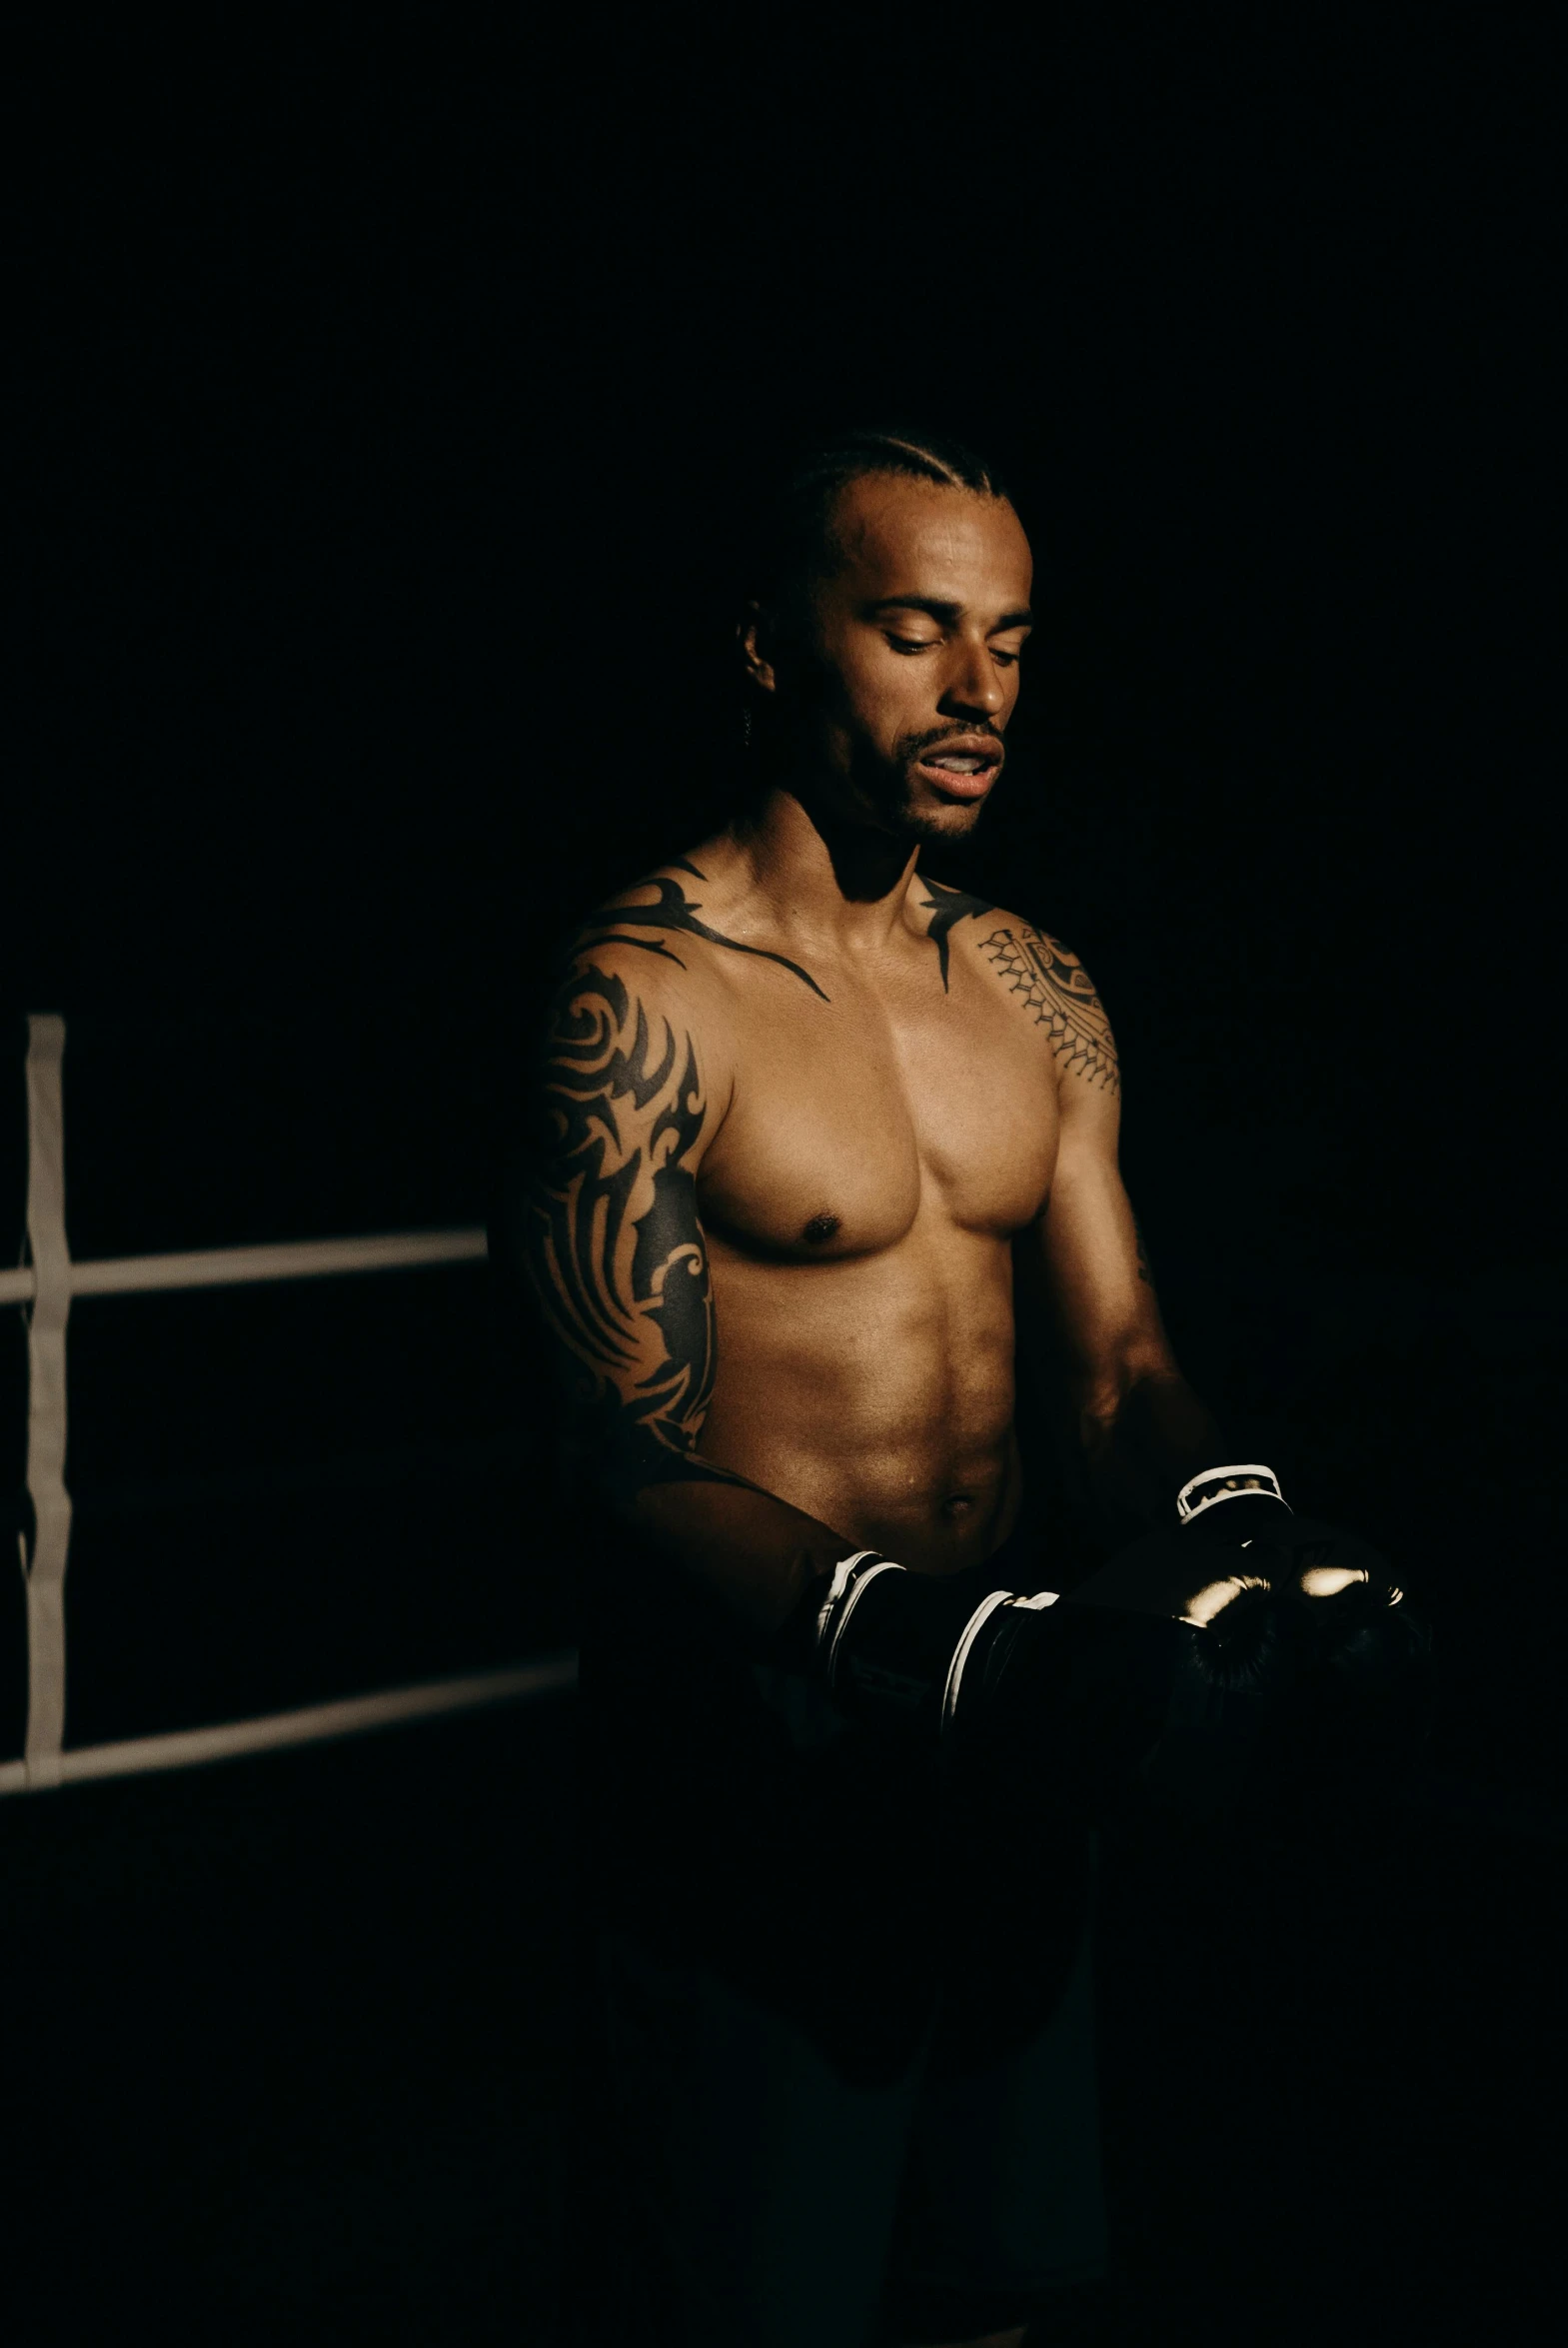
[698,960,1058,1260]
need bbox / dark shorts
[566,1519,1107,2344]
[575,1876,1106,2347]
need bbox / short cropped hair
[751,423,1013,608]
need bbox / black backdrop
[15,6,1564,1757]
[10,12,1567,2341]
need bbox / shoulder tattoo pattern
[522,959,723,1499]
[918,877,997,992]
[580,871,829,1001]
[979,926,1121,1093]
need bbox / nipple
[802,1212,840,1246]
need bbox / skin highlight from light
[742,472,1034,858]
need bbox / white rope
[2,1015,510,1794]
[0,1226,489,1307]
[0,1654,578,1797]
[21,1016,73,1790]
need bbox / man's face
[761,473,1034,846]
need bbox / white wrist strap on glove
[1176,1462,1289,1524]
[816,1551,898,1685]
[818,1549,1061,1733]
[940,1586,1058,1731]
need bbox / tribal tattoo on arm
[979,925,1121,1093]
[520,957,746,1510]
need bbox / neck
[722,782,921,955]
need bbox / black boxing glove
[1050,1524,1316,1820]
[774,1528,1310,1824]
[1269,1522,1436,1804]
[1175,1462,1435,1798]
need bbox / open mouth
[912,740,1003,800]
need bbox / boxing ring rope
[0,1225,492,1306]
[0,1658,578,1797]
[5,1014,577,1798]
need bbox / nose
[938,635,1007,722]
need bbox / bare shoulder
[920,880,1121,1099]
[535,876,739,1156]
[575,856,830,1004]
[544,864,735,1057]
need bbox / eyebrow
[863,595,1034,631]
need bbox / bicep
[508,952,720,1487]
[972,912,1178,1399]
[1023,958,1172,1391]
[1037,1127,1170,1385]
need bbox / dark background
[8,11,1565,2343]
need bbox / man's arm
[1006,931,1434,1795]
[500,939,853,1641]
[1009,929,1223,1544]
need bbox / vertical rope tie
[22,1014,72,1789]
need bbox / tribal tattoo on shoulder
[521,958,738,1505]
[580,870,829,1001]
[978,925,1121,1093]
[918,878,997,991]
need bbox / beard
[841,722,1004,847]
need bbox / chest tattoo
[979,926,1121,1093]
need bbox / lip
[912,737,1004,801]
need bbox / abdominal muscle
[696,1216,1023,1576]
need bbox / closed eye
[886,637,1024,664]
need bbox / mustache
[900,725,1005,764]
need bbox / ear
[738,599,778,695]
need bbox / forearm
[1078,1367,1225,1544]
[603,1454,855,1646]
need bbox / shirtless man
[507,428,1390,2347]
